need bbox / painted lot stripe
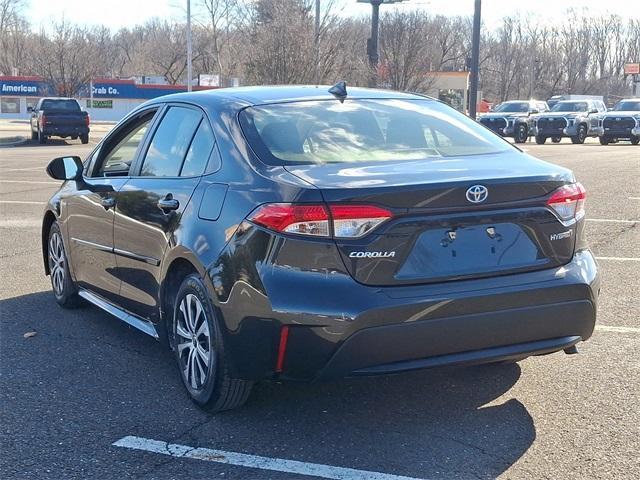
[0,166,45,172]
[595,256,640,262]
[586,218,638,224]
[628,197,640,200]
[596,325,640,334]
[0,179,60,185]
[0,200,44,205]
[113,435,426,480]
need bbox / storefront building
[0,76,217,122]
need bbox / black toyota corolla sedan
[42,85,600,411]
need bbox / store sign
[92,85,122,96]
[624,63,640,75]
[0,79,47,97]
[86,99,113,108]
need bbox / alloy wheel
[49,232,66,296]
[176,293,213,390]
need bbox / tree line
[1,0,638,101]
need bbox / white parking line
[113,435,426,480]
[0,200,44,205]
[596,325,640,334]
[0,166,45,172]
[0,179,60,185]
[586,218,638,224]
[594,256,640,262]
[628,197,640,201]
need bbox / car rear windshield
[239,99,512,165]
[612,101,640,111]
[493,102,529,113]
[551,102,588,112]
[41,99,80,111]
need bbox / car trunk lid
[284,153,578,286]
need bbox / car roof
[150,85,434,107]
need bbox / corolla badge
[466,185,489,204]
[349,251,396,258]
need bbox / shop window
[1,97,21,114]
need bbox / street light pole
[468,0,481,119]
[367,0,382,88]
[187,0,193,92]
[314,0,320,85]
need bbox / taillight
[547,183,586,221]
[329,205,392,238]
[249,204,330,237]
[85,114,90,126]
[248,203,393,238]
[41,113,47,125]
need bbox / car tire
[172,274,253,412]
[535,135,546,145]
[48,222,81,308]
[38,128,47,144]
[571,124,587,144]
[631,136,640,145]
[514,124,528,144]
[599,136,610,145]
[551,137,561,143]
[80,133,89,144]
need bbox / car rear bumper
[316,302,591,379]
[222,246,599,381]
[43,126,89,137]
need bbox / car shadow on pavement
[1,291,535,480]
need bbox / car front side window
[92,110,158,177]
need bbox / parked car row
[478,98,640,145]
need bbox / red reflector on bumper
[275,325,290,373]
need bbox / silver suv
[533,99,607,144]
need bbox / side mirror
[27,106,33,113]
[46,156,83,181]
[529,109,539,114]
[588,109,598,114]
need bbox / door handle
[101,196,116,209]
[158,195,179,212]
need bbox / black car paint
[42,86,600,383]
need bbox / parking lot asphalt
[1,137,639,479]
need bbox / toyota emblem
[466,185,489,203]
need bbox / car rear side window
[41,99,80,111]
[181,119,215,177]
[140,106,202,177]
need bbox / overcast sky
[26,0,640,30]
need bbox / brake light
[41,113,47,125]
[547,183,586,220]
[85,114,90,127]
[249,203,393,238]
[250,204,330,236]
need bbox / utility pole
[468,0,481,119]
[314,0,320,85]
[529,57,540,98]
[187,0,193,92]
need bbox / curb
[0,137,29,148]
